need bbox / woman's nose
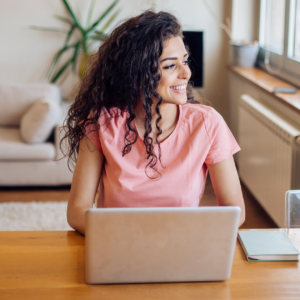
[178,64,191,80]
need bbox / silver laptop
[85,206,241,284]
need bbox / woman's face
[156,36,191,105]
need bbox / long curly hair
[61,10,194,178]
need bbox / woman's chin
[174,96,188,105]
[161,96,187,106]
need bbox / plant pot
[230,42,259,68]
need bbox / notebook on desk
[238,230,300,261]
[85,206,241,284]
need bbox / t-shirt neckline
[133,104,182,146]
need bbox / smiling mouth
[170,84,186,93]
[170,84,186,90]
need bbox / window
[259,0,300,85]
[290,0,300,60]
[260,0,285,53]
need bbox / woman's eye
[162,59,190,70]
[163,64,175,70]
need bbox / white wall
[0,0,232,120]
[231,0,260,43]
[155,0,232,120]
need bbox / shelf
[228,66,300,115]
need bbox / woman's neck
[134,100,179,142]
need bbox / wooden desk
[1,230,300,300]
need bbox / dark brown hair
[61,10,194,177]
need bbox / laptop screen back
[85,206,241,284]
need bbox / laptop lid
[85,206,241,284]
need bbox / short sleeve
[204,108,240,164]
[85,121,102,152]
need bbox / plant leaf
[53,15,74,25]
[30,26,68,34]
[75,4,83,27]
[88,0,119,32]
[87,0,96,27]
[91,29,104,37]
[47,43,78,80]
[72,42,81,73]
[89,30,106,42]
[64,24,76,46]
[90,35,106,41]
[97,8,121,33]
[61,0,84,33]
[47,25,77,79]
[50,57,73,83]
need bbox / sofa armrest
[54,100,72,160]
[54,121,67,160]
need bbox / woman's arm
[67,135,104,235]
[206,156,245,227]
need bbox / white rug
[0,201,73,231]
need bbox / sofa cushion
[0,82,60,126]
[0,127,55,160]
[20,99,62,144]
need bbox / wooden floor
[0,177,278,229]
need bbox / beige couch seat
[0,127,55,160]
[0,82,73,186]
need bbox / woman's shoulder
[181,103,222,124]
[98,106,129,119]
[96,106,129,128]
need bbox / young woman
[63,10,245,235]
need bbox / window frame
[258,0,300,87]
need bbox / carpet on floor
[0,201,73,231]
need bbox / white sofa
[0,82,73,186]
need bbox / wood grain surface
[228,66,300,114]
[1,230,300,300]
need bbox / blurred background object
[30,0,121,83]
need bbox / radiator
[238,94,300,227]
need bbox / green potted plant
[31,0,120,83]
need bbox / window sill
[227,66,300,115]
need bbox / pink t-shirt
[86,103,240,208]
